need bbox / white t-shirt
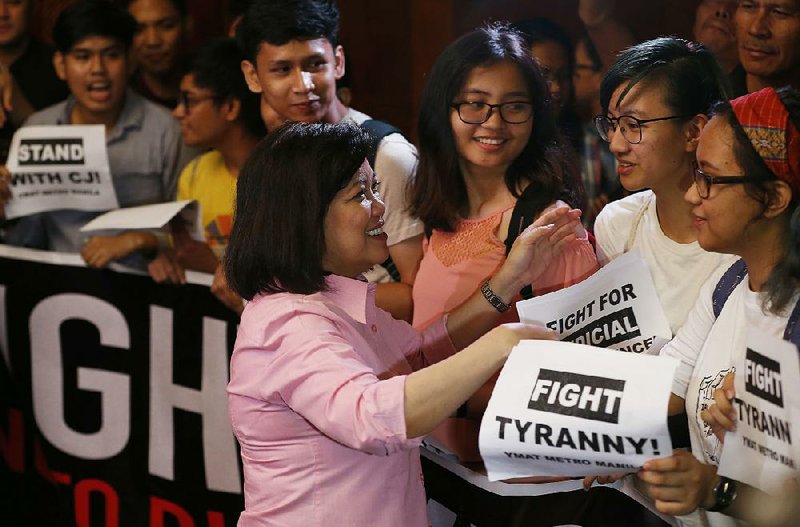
[594,190,736,335]
[661,275,795,527]
[344,108,423,283]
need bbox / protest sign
[0,246,242,526]
[4,125,117,219]
[479,340,677,480]
[80,200,204,241]
[718,329,800,494]
[517,249,671,354]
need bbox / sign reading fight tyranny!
[718,329,800,494]
[4,125,117,219]
[479,341,677,480]
[517,249,672,355]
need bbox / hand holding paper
[81,231,158,268]
[638,449,718,515]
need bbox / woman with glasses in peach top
[407,25,598,468]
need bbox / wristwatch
[481,279,510,313]
[707,476,737,512]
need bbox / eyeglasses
[594,114,689,144]
[177,91,223,114]
[451,101,534,125]
[692,164,761,199]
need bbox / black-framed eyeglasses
[177,91,223,114]
[692,164,761,199]
[594,114,689,144]
[451,101,534,125]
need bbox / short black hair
[53,0,137,53]
[121,0,187,17]
[600,37,731,118]
[188,38,266,138]
[225,121,370,299]
[512,17,575,72]
[236,0,339,63]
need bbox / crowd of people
[0,0,798,526]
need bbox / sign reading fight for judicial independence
[4,125,117,219]
[517,249,672,355]
[0,246,243,526]
[479,341,678,480]
[718,329,800,494]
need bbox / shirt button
[371,324,378,332]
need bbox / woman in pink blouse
[224,121,583,526]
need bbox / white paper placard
[479,340,677,480]
[718,328,800,494]
[80,200,203,241]
[517,249,672,355]
[4,125,117,218]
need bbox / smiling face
[242,37,345,124]
[736,0,800,86]
[450,60,533,179]
[321,160,389,277]
[606,82,697,193]
[54,35,129,126]
[128,0,185,76]
[687,116,765,254]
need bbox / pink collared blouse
[228,275,456,526]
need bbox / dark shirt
[130,69,179,110]
[729,64,748,98]
[1,39,69,162]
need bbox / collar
[319,274,372,324]
[56,89,145,142]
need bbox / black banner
[0,248,243,526]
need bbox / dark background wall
[32,0,700,140]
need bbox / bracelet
[481,279,510,313]
[707,476,737,512]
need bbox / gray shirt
[5,89,191,253]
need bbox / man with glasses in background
[147,38,265,314]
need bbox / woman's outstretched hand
[497,205,582,292]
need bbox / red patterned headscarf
[730,87,800,197]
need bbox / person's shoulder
[595,191,653,227]
[23,100,68,126]
[244,290,344,331]
[135,93,178,128]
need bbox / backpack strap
[782,297,800,347]
[359,119,403,169]
[503,185,556,300]
[712,259,748,318]
[623,193,653,253]
[712,259,800,347]
[359,119,404,282]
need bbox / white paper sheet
[718,328,800,494]
[80,200,203,241]
[517,249,672,354]
[4,125,117,218]
[479,340,677,480]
